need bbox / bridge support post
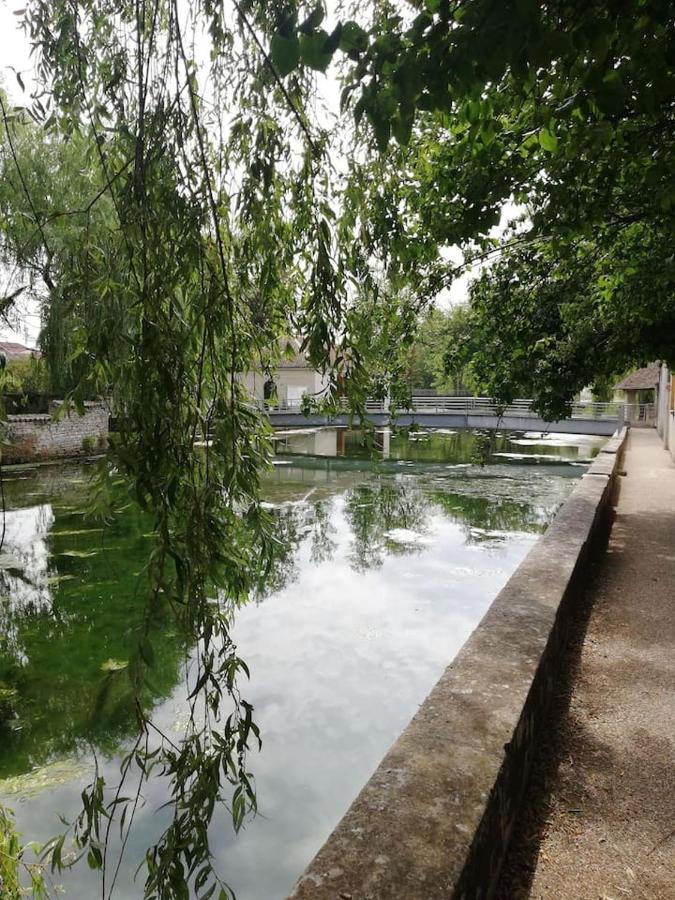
[617,405,625,433]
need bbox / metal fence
[623,402,656,426]
[264,396,625,421]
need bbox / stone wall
[290,427,628,900]
[3,401,109,464]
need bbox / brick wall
[3,401,109,464]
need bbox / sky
[0,0,509,348]
[1,0,40,345]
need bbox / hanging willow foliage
[0,2,406,897]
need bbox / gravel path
[498,428,675,900]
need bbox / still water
[0,428,604,897]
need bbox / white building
[240,339,331,407]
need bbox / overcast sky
[0,0,492,347]
[1,1,40,344]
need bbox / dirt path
[498,428,675,900]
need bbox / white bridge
[265,396,633,436]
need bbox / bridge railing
[623,402,656,425]
[264,396,623,421]
[396,397,623,419]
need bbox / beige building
[241,339,331,407]
[614,363,661,426]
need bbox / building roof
[277,337,310,369]
[615,362,661,391]
[0,341,40,358]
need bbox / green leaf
[140,637,155,667]
[515,0,539,19]
[392,109,414,146]
[299,6,324,35]
[368,106,391,151]
[538,127,558,152]
[270,33,300,78]
[339,21,368,54]
[299,31,332,72]
[101,658,128,672]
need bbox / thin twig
[228,0,320,157]
[646,826,675,857]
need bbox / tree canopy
[323,0,674,414]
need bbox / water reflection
[273,425,604,466]
[0,467,185,778]
[0,504,55,668]
[0,429,602,898]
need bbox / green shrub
[0,805,22,899]
[0,803,50,897]
[3,357,50,395]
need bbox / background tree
[299,0,674,412]
[0,97,122,395]
[406,305,477,394]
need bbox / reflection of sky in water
[0,432,600,898]
[0,504,55,665]
[207,497,533,900]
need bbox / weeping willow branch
[0,0,414,894]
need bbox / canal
[0,427,605,897]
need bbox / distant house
[0,341,41,360]
[615,362,661,425]
[241,338,330,407]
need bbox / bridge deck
[267,410,619,437]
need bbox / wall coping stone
[584,453,616,478]
[6,400,108,424]
[290,428,627,900]
[5,414,53,423]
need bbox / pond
[0,427,605,898]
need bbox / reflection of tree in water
[470,431,498,466]
[309,500,337,565]
[0,504,58,668]
[251,504,304,599]
[0,460,560,781]
[428,489,547,543]
[252,499,337,599]
[259,480,433,583]
[0,485,185,780]
[255,478,434,583]
[342,474,548,570]
[344,479,429,573]
[388,429,494,465]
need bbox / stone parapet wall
[3,401,109,464]
[290,426,628,900]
